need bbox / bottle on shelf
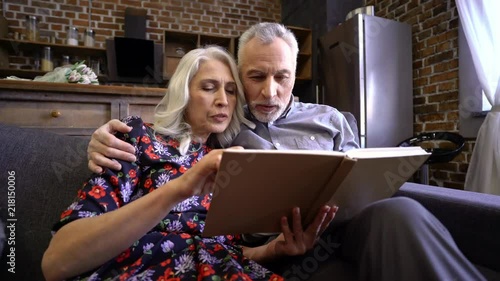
[25,15,40,42]
[66,26,79,46]
[84,29,95,47]
[61,55,70,66]
[41,46,54,71]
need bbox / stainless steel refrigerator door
[319,15,363,144]
[319,14,413,148]
[363,15,413,147]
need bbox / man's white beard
[249,103,286,123]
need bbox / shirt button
[275,143,281,147]
[310,136,316,140]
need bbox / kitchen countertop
[0,79,167,97]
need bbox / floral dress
[53,116,283,281]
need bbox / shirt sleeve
[333,112,360,152]
[52,116,146,232]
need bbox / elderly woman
[41,46,335,281]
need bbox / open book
[202,147,430,237]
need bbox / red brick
[438,101,459,111]
[424,122,456,131]
[415,104,438,114]
[418,113,445,122]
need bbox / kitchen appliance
[319,13,413,148]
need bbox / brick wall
[0,0,280,67]
[365,0,471,189]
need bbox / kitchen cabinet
[288,26,313,81]
[0,80,165,136]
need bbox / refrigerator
[318,14,413,148]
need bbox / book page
[346,146,429,159]
[203,150,347,236]
[329,149,430,222]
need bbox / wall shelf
[0,38,106,57]
[162,30,236,79]
[287,26,313,81]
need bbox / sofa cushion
[396,182,500,273]
[0,124,90,281]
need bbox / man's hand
[270,205,338,258]
[87,119,136,173]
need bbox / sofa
[0,123,499,281]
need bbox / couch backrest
[0,124,91,281]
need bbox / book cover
[202,147,430,237]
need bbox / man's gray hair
[237,22,299,71]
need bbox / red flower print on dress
[180,233,191,239]
[213,244,224,252]
[164,164,173,170]
[116,248,131,262]
[77,189,86,200]
[144,178,152,188]
[201,195,210,209]
[89,185,106,199]
[110,176,119,186]
[199,264,215,277]
[167,139,179,148]
[179,166,187,173]
[229,272,252,281]
[118,272,131,281]
[187,221,197,229]
[142,135,151,144]
[129,170,137,178]
[60,209,72,219]
[145,145,160,160]
[131,177,139,186]
[160,259,172,267]
[157,268,174,281]
[109,191,121,207]
[269,273,284,281]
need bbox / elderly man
[87,23,485,281]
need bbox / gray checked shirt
[231,98,360,152]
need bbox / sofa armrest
[395,182,500,272]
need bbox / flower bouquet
[5,61,99,85]
[64,61,99,85]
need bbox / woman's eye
[225,86,236,94]
[202,83,215,91]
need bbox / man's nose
[261,78,277,99]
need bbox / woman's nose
[215,88,229,106]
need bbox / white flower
[82,67,93,75]
[89,72,98,81]
[65,61,99,85]
[68,70,81,82]
[79,75,91,84]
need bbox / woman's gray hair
[237,22,299,71]
[153,45,252,155]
